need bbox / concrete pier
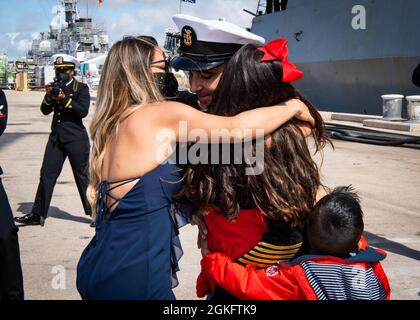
[324,112,420,133]
[1,90,419,300]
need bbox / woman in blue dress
[76,37,315,300]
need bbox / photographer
[15,55,92,226]
[0,89,24,300]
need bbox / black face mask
[154,72,179,98]
[55,72,70,84]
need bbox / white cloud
[105,0,132,4]
[51,5,64,14]
[105,6,174,44]
[16,39,32,52]
[106,0,258,47]
[182,0,258,28]
[6,32,33,54]
[31,33,40,40]
[7,32,20,44]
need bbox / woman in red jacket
[199,186,391,300]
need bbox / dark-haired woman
[177,39,330,300]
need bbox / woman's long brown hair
[176,44,331,225]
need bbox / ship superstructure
[27,0,109,87]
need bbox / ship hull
[298,56,420,115]
[251,0,420,115]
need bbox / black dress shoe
[14,213,44,226]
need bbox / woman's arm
[198,238,301,300]
[157,99,313,143]
[200,252,301,300]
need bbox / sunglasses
[151,55,172,71]
[122,36,172,71]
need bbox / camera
[50,80,64,98]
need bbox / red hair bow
[257,38,303,83]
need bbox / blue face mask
[55,71,70,84]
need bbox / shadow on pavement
[0,132,48,152]
[364,231,420,261]
[16,202,91,225]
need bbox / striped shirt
[301,261,388,300]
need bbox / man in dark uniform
[413,63,420,87]
[0,89,24,300]
[15,54,92,226]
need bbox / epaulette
[73,79,79,92]
[238,241,303,267]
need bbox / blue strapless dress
[76,163,190,300]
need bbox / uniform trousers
[32,137,91,218]
[0,178,24,300]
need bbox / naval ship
[27,0,109,87]
[250,0,420,115]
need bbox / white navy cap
[50,54,80,70]
[171,14,265,71]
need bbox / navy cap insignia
[55,56,64,64]
[182,26,196,47]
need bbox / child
[198,186,391,300]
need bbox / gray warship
[27,0,109,87]
[249,0,420,115]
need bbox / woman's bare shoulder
[131,101,187,118]
[122,101,185,136]
[131,101,191,127]
[146,101,189,113]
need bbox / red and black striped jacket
[200,240,390,300]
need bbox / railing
[164,29,180,55]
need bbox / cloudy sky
[0,0,259,59]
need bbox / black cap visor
[170,56,225,71]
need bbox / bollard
[406,96,420,122]
[381,94,404,121]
